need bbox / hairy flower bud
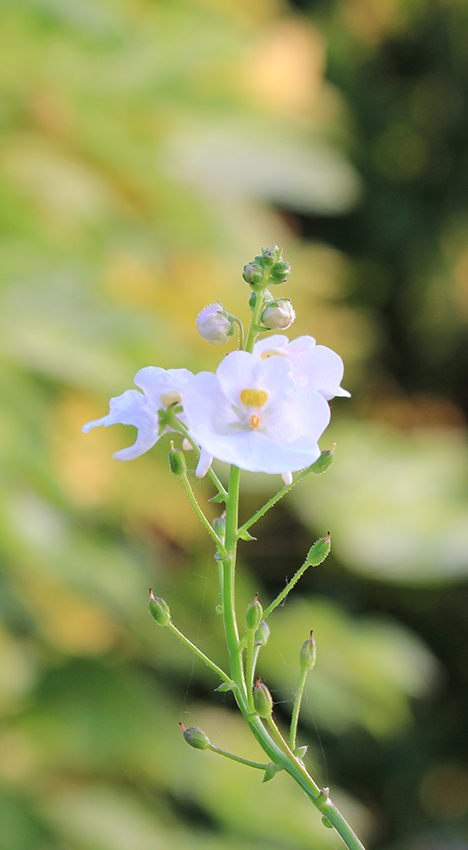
[300,631,317,671]
[261,298,296,330]
[196,303,234,346]
[245,594,263,631]
[311,448,335,475]
[261,245,281,266]
[149,590,171,626]
[243,262,264,285]
[179,723,210,750]
[269,261,291,283]
[306,533,331,567]
[253,678,273,718]
[254,620,270,646]
[168,444,187,476]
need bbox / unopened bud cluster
[242,246,291,288]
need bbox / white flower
[182,350,331,475]
[253,334,350,401]
[82,367,193,460]
[196,302,234,346]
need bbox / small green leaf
[294,745,308,759]
[214,680,234,692]
[209,492,227,503]
[238,529,256,541]
[262,762,280,783]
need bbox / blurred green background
[2,0,468,848]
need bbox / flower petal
[82,389,159,462]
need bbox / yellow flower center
[160,391,182,407]
[260,350,285,360]
[250,415,261,429]
[240,389,268,407]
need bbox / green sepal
[263,762,280,783]
[299,631,317,670]
[149,590,171,626]
[254,620,270,646]
[311,448,335,475]
[214,680,235,692]
[209,492,227,503]
[294,745,308,759]
[253,680,273,718]
[238,528,256,541]
[306,533,331,567]
[180,725,210,750]
[245,596,263,631]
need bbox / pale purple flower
[82,367,193,461]
[182,350,331,475]
[253,334,350,401]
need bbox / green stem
[245,282,268,352]
[167,622,232,686]
[238,462,322,536]
[208,744,267,770]
[289,667,308,751]
[263,557,311,619]
[222,464,246,697]
[180,471,227,556]
[230,315,245,350]
[245,629,256,712]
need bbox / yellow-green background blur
[2,1,468,848]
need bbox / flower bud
[311,448,335,475]
[261,298,295,330]
[149,590,171,626]
[168,444,187,476]
[254,620,270,646]
[253,677,273,718]
[243,262,264,285]
[179,723,210,750]
[269,261,291,283]
[196,303,234,346]
[300,630,316,671]
[306,533,331,567]
[261,245,281,266]
[245,594,263,631]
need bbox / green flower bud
[179,723,210,750]
[254,620,270,646]
[149,590,171,626]
[269,260,291,283]
[253,678,273,718]
[168,444,187,476]
[300,630,316,671]
[261,245,281,266]
[243,262,264,285]
[245,594,263,631]
[311,447,335,475]
[306,533,331,567]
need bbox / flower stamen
[250,415,261,429]
[160,391,182,407]
[240,389,268,407]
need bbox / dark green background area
[1,1,468,849]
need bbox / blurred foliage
[1,0,468,849]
